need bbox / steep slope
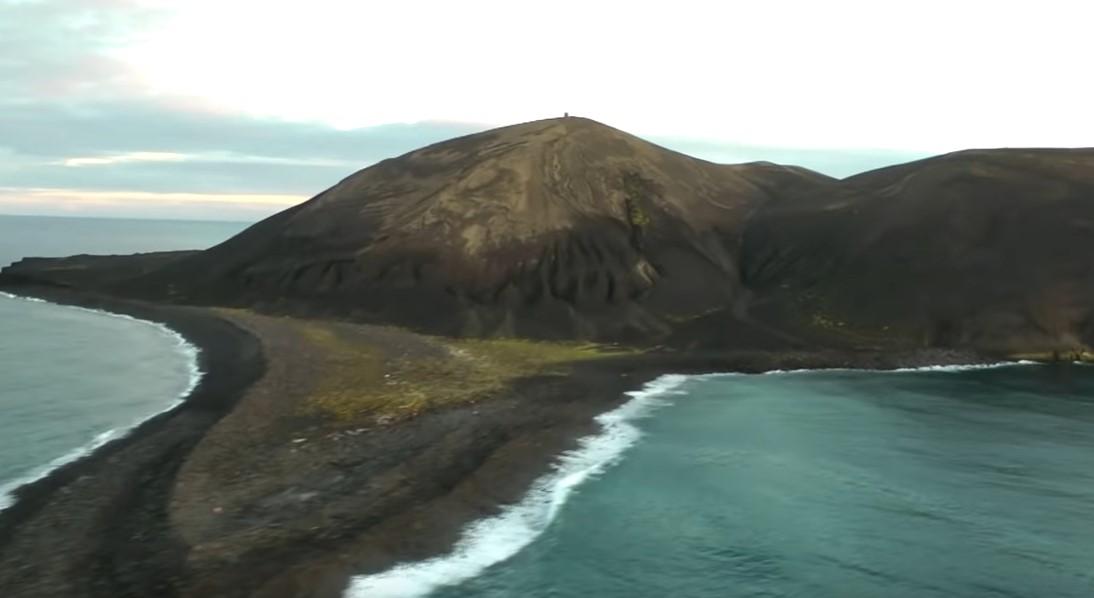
[741,148,1094,353]
[4,122,1092,355]
[127,117,830,341]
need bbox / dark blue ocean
[350,366,1094,598]
[0,214,246,509]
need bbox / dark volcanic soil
[105,117,833,342]
[7,120,1093,357]
[741,148,1094,354]
[0,288,263,597]
[0,286,989,598]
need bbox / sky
[2,0,1092,222]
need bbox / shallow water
[356,365,1094,598]
[0,214,247,509]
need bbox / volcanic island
[2,117,1093,597]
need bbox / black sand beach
[0,288,263,596]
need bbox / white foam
[343,358,1051,596]
[679,361,1040,384]
[343,374,690,598]
[58,304,204,396]
[0,290,45,303]
[0,428,124,511]
[887,360,1038,372]
[0,294,204,512]
[755,360,1037,376]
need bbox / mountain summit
[6,118,1094,355]
[131,117,829,340]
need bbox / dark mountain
[4,120,1092,355]
[741,148,1094,353]
[118,117,830,341]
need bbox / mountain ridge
[104,117,828,342]
[3,117,1092,354]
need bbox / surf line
[0,292,203,511]
[344,374,690,598]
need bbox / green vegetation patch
[293,321,628,423]
[622,172,658,220]
[1008,349,1094,363]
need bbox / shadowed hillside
[741,148,1094,354]
[4,121,1093,356]
[118,117,831,342]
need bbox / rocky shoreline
[0,288,264,597]
[0,285,996,597]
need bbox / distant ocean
[0,214,247,510]
[350,365,1094,598]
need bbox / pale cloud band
[60,152,189,168]
[0,187,305,222]
[3,0,1088,221]
[58,151,361,170]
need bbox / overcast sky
[3,0,1092,221]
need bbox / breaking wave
[344,374,690,598]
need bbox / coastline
[344,373,694,598]
[0,286,265,597]
[0,291,205,512]
[0,284,1004,598]
[346,357,1045,597]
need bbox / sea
[350,365,1094,598]
[0,214,247,510]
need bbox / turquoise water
[0,214,247,509]
[351,366,1094,598]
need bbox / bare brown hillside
[741,148,1094,353]
[5,122,1092,355]
[121,117,829,341]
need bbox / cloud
[0,98,484,165]
[0,98,485,197]
[0,0,1021,221]
[111,0,1094,150]
[0,0,487,218]
[60,151,188,167]
[0,0,162,102]
[0,187,304,221]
